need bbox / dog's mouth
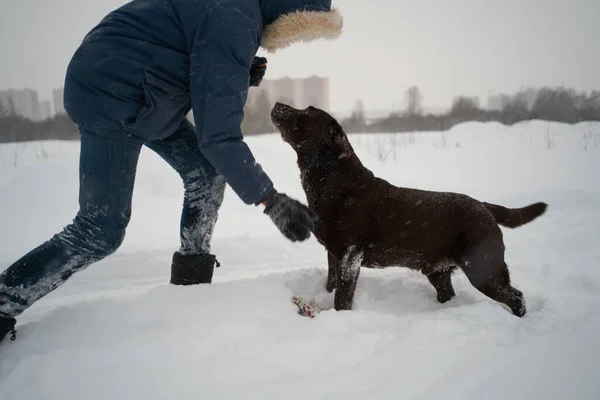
[271,102,297,122]
[271,102,299,142]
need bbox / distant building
[39,100,53,120]
[187,75,331,126]
[298,75,330,110]
[53,88,66,115]
[271,77,298,106]
[0,89,41,121]
[247,75,331,112]
[246,83,271,110]
[0,93,10,115]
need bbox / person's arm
[189,10,274,206]
[189,8,315,240]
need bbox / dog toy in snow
[292,296,322,318]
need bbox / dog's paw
[292,296,323,318]
[437,291,456,304]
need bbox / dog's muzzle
[271,102,297,125]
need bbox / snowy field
[1,121,599,399]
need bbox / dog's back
[321,174,498,268]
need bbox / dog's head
[270,102,353,160]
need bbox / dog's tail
[483,201,548,228]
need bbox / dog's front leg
[334,246,363,311]
[326,252,338,293]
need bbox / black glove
[264,193,317,242]
[250,56,267,87]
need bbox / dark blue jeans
[0,119,225,318]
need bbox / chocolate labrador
[271,102,547,317]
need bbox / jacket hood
[261,0,331,25]
[260,0,343,53]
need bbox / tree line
[0,101,79,143]
[2,85,600,143]
[341,86,600,133]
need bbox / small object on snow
[292,296,322,318]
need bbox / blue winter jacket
[63,0,332,205]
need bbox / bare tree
[531,87,579,123]
[404,86,423,116]
[7,97,16,116]
[579,90,600,121]
[501,92,529,124]
[342,99,367,132]
[450,96,480,117]
[352,99,365,122]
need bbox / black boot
[0,314,17,343]
[170,252,220,285]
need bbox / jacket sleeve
[189,8,275,205]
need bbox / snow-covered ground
[1,121,599,399]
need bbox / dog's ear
[330,123,353,159]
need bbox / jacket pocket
[124,72,190,140]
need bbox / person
[0,0,343,343]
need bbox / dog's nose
[271,103,296,123]
[273,102,296,114]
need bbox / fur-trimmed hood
[260,0,343,53]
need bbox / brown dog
[271,103,547,317]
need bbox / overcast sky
[1,0,599,112]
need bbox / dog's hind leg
[334,246,362,311]
[426,267,457,303]
[461,255,526,317]
[326,252,338,293]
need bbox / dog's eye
[329,123,342,137]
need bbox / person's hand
[250,57,267,87]
[263,193,316,242]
